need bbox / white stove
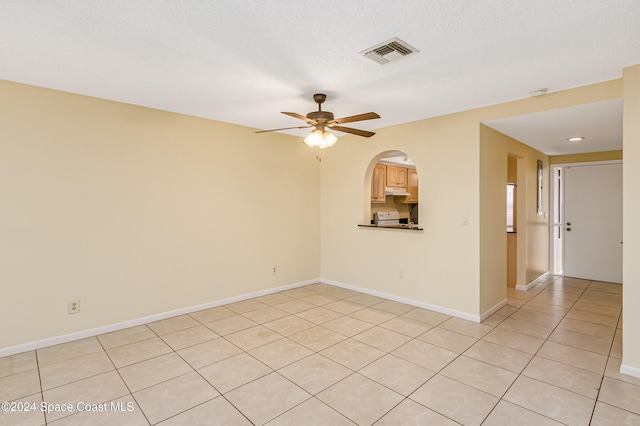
[374,211,400,226]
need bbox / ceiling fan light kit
[304,128,337,148]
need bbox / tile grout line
[223,290,437,424]
[477,276,589,424]
[97,333,153,426]
[496,281,615,363]
[301,296,448,425]
[587,299,626,424]
[591,286,625,423]
[182,280,624,424]
[205,288,485,425]
[126,321,250,425]
[488,277,626,424]
[163,323,255,425]
[341,309,479,425]
[228,286,358,424]
[182,287,352,424]
[417,280,563,424]
[34,349,46,426]
[5,279,631,425]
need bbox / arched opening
[364,151,419,226]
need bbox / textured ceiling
[1,1,638,154]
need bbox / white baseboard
[0,278,319,358]
[320,278,481,322]
[516,272,550,291]
[1,276,543,358]
[479,298,508,322]
[620,363,640,379]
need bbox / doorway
[551,162,623,283]
[506,156,517,287]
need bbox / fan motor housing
[307,111,334,122]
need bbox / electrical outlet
[68,299,80,314]
[399,270,404,279]
[272,266,278,275]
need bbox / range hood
[385,187,411,196]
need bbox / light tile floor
[1,277,639,425]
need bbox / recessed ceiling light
[566,137,585,142]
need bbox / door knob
[566,227,571,231]
[566,222,571,226]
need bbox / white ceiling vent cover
[360,37,419,65]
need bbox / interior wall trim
[320,278,482,322]
[620,363,640,379]
[516,272,550,291]
[0,278,320,358]
[479,298,508,322]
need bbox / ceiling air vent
[360,37,419,65]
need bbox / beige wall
[3,71,638,375]
[479,125,549,312]
[0,80,321,350]
[507,156,518,184]
[321,79,622,319]
[622,65,640,375]
[550,150,622,164]
[321,112,482,316]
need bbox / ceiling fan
[256,93,380,149]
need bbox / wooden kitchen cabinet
[371,163,387,203]
[406,168,418,203]
[386,165,407,187]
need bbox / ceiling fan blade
[282,111,316,124]
[331,125,376,138]
[255,125,312,133]
[330,112,380,125]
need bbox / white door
[563,163,622,283]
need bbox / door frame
[548,160,623,277]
